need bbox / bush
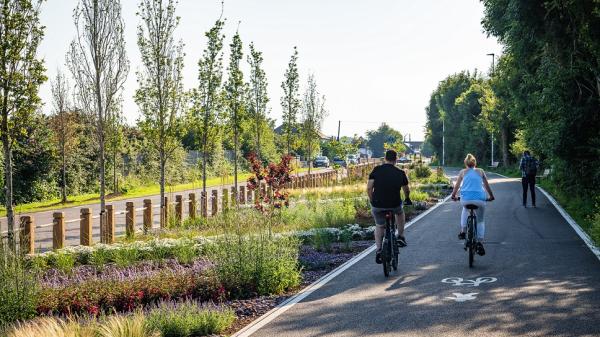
[590,209,600,245]
[96,312,153,337]
[5,317,97,337]
[207,234,300,298]
[0,244,38,329]
[414,165,432,178]
[145,300,235,337]
[311,228,335,252]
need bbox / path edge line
[232,193,453,337]
[493,172,600,262]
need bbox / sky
[38,0,502,141]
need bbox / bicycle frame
[465,207,478,268]
[382,211,399,277]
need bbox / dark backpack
[524,157,538,176]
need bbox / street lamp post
[487,53,496,167]
[442,118,445,167]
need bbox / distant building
[273,124,330,141]
[405,141,424,154]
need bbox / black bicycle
[453,197,492,268]
[381,210,399,277]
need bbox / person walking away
[367,149,412,264]
[519,150,538,207]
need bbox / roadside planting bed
[2,166,451,337]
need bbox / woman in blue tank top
[451,154,495,256]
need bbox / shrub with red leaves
[246,153,293,213]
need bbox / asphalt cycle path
[1,168,333,251]
[246,173,600,337]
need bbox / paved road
[248,173,600,337]
[2,168,333,251]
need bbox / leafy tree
[301,74,327,174]
[281,47,300,155]
[135,0,184,218]
[68,0,129,228]
[192,19,225,193]
[0,0,46,242]
[224,32,246,192]
[106,102,124,194]
[366,123,404,158]
[49,69,77,203]
[247,42,269,160]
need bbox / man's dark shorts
[371,205,404,226]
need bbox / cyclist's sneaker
[375,249,382,264]
[476,242,486,256]
[458,232,466,240]
[396,236,407,247]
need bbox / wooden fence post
[143,199,153,233]
[52,212,65,250]
[201,191,208,218]
[230,186,237,207]
[189,193,197,219]
[126,202,135,238]
[19,216,34,255]
[105,204,115,244]
[222,188,229,211]
[161,197,169,228]
[175,195,183,224]
[239,186,246,204]
[211,190,218,216]
[80,208,92,246]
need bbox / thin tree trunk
[234,121,238,191]
[501,126,509,166]
[113,148,117,194]
[202,111,208,193]
[160,149,165,222]
[61,147,67,203]
[2,133,14,246]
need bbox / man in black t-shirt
[367,149,411,264]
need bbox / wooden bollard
[239,186,246,204]
[143,199,153,233]
[126,202,135,238]
[247,187,253,203]
[19,216,34,254]
[231,186,237,207]
[222,188,229,210]
[161,197,169,228]
[105,205,115,244]
[211,190,218,216]
[52,212,65,250]
[175,195,183,224]
[80,208,92,246]
[201,191,208,218]
[189,193,197,219]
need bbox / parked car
[332,157,347,167]
[347,154,359,165]
[313,156,330,168]
[397,156,411,164]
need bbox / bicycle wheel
[383,225,393,277]
[392,225,399,271]
[467,216,475,268]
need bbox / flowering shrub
[295,224,375,244]
[246,152,293,212]
[36,266,224,316]
[27,237,207,272]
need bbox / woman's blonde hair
[464,153,477,168]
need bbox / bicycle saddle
[465,204,479,210]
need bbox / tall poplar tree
[68,0,129,227]
[280,47,300,155]
[224,31,245,192]
[135,0,184,223]
[0,0,46,243]
[193,19,224,193]
[301,74,327,175]
[247,42,269,160]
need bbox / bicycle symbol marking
[441,277,497,287]
[445,293,478,302]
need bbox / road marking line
[232,193,453,337]
[492,172,600,262]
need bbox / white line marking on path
[492,172,600,262]
[446,293,478,302]
[232,193,454,337]
[441,277,497,287]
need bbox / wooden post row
[211,190,218,216]
[189,193,197,219]
[80,208,92,246]
[201,191,208,218]
[175,195,183,225]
